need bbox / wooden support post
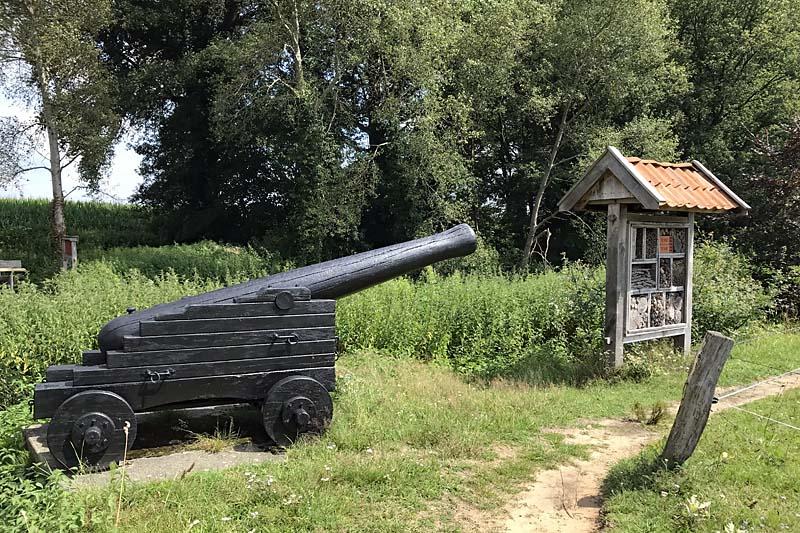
[672,213,694,356]
[660,331,734,468]
[604,203,627,369]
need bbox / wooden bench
[0,260,27,289]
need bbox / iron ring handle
[273,333,299,345]
[144,368,175,383]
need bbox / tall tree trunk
[25,0,66,267]
[35,66,66,268]
[44,108,65,266]
[520,105,569,270]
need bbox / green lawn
[603,388,800,532]
[62,329,800,532]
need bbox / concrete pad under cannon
[24,403,286,489]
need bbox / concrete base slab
[24,403,286,488]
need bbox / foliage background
[89,0,800,277]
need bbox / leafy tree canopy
[96,0,799,273]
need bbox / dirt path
[500,370,800,533]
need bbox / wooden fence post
[660,331,734,468]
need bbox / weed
[186,419,247,454]
[631,401,667,426]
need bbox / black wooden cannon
[33,224,477,469]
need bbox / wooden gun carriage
[33,225,477,469]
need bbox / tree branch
[60,154,79,170]
[13,165,49,176]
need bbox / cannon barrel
[98,224,477,353]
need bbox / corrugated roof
[558,147,749,214]
[626,157,739,212]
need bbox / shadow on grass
[601,447,675,497]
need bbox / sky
[0,94,144,203]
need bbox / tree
[101,0,686,268]
[516,0,686,269]
[668,0,800,277]
[669,0,800,170]
[0,0,120,266]
[104,0,477,259]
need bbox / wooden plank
[123,326,335,352]
[605,203,628,368]
[155,300,335,321]
[107,339,337,368]
[140,313,335,336]
[627,213,691,224]
[661,332,734,467]
[585,171,635,203]
[691,160,751,212]
[606,147,664,210]
[33,366,336,419]
[73,353,335,386]
[46,365,76,382]
[0,260,22,268]
[623,325,685,344]
[674,213,695,355]
[82,350,106,365]
[559,151,616,212]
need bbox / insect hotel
[559,147,749,368]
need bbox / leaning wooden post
[660,331,734,468]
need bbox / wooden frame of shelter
[558,147,749,368]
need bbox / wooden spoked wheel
[46,390,137,470]
[262,376,333,447]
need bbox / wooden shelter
[558,147,749,368]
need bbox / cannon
[33,224,477,469]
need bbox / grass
[63,329,800,532]
[603,387,800,532]
[187,420,249,454]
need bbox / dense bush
[0,404,88,531]
[338,266,606,383]
[0,263,220,407]
[692,241,774,336]
[84,241,289,281]
[0,199,160,279]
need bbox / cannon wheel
[262,376,333,447]
[46,390,137,470]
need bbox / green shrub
[0,241,773,407]
[85,241,288,281]
[0,199,160,280]
[692,241,774,336]
[0,262,222,407]
[338,264,606,383]
[0,404,88,531]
